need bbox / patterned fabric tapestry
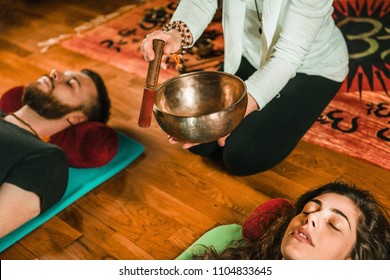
[39,0,390,170]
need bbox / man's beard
[23,80,83,119]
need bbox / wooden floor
[0,0,389,260]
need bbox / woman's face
[281,193,360,260]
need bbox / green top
[175,224,243,260]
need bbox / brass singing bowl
[153,71,248,143]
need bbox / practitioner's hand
[216,134,230,147]
[167,136,200,149]
[245,93,260,117]
[167,134,230,149]
[141,30,182,69]
[166,94,258,149]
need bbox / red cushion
[1,86,118,168]
[50,122,118,168]
[0,86,24,113]
[242,198,295,242]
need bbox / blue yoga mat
[0,131,144,253]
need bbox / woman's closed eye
[329,222,340,231]
[302,201,320,215]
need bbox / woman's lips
[292,228,314,246]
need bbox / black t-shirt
[0,119,68,213]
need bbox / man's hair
[81,69,111,123]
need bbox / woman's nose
[305,213,317,228]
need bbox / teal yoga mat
[0,131,144,253]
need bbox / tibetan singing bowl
[153,71,248,143]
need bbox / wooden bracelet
[162,20,192,54]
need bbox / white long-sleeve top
[171,0,349,109]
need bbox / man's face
[23,70,98,119]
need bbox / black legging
[189,57,343,176]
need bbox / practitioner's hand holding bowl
[151,71,249,148]
[167,94,259,149]
[141,26,255,150]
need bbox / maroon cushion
[1,86,118,168]
[242,198,295,242]
[0,86,24,113]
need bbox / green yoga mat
[0,131,144,253]
[176,224,242,260]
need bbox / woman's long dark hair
[194,181,390,260]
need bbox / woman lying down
[178,181,390,260]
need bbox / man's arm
[0,182,41,238]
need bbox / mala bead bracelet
[162,20,192,55]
